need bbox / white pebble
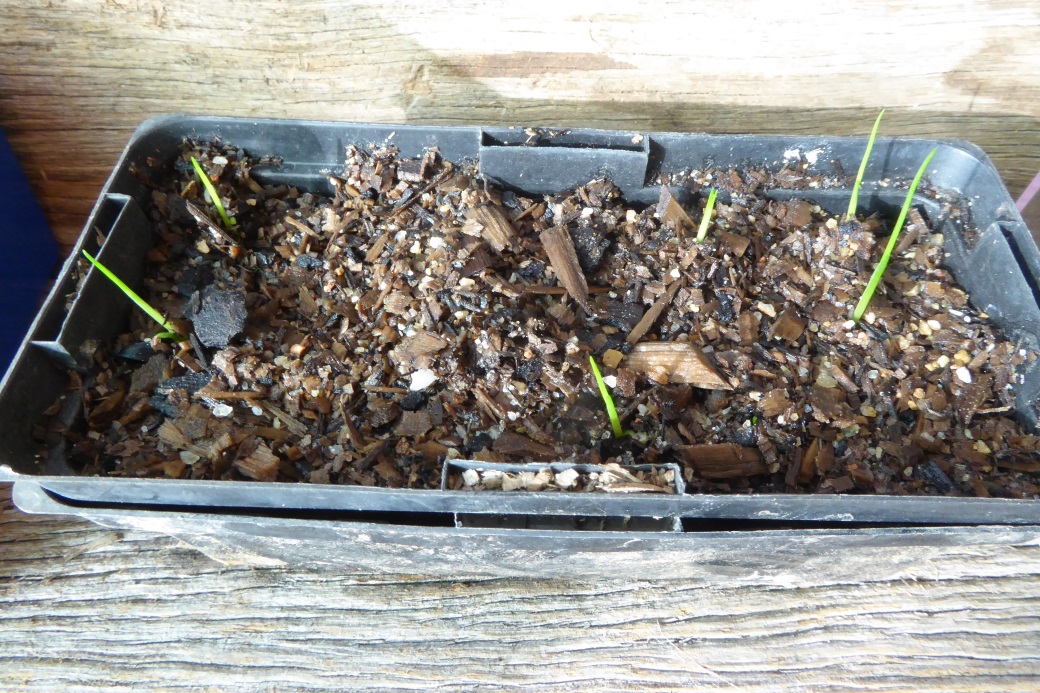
[955,367,972,384]
[603,375,617,388]
[428,236,445,249]
[409,369,438,391]
[211,402,234,418]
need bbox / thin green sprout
[695,188,718,243]
[851,147,937,322]
[589,355,624,439]
[191,156,236,229]
[846,109,885,220]
[81,250,184,339]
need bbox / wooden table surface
[2,1,1040,689]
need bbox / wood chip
[259,401,309,436]
[466,204,518,253]
[678,444,767,479]
[540,225,590,311]
[738,311,760,345]
[234,441,280,481]
[547,302,576,327]
[718,230,750,257]
[626,279,682,344]
[602,349,624,369]
[157,420,208,459]
[395,410,433,437]
[768,308,807,344]
[624,342,731,390]
[365,232,389,263]
[759,390,790,418]
[797,437,821,484]
[390,331,450,370]
[656,186,694,236]
[492,431,557,460]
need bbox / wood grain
[2,484,1040,691]
[0,1,1038,250]
[2,3,1040,689]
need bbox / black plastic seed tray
[2,115,1040,534]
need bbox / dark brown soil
[39,139,1040,498]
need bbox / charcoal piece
[175,263,215,297]
[715,291,736,323]
[601,301,645,331]
[915,460,956,493]
[400,392,427,412]
[253,249,277,267]
[464,431,494,454]
[569,225,610,272]
[155,370,213,395]
[515,357,544,383]
[118,341,157,363]
[191,287,247,348]
[296,254,323,269]
[150,394,181,418]
[516,260,546,281]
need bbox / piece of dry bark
[767,308,807,344]
[759,390,790,418]
[466,204,518,253]
[656,187,695,236]
[234,441,280,481]
[395,410,433,437]
[540,225,590,311]
[626,279,682,344]
[718,230,751,257]
[679,444,767,479]
[624,342,731,390]
[492,431,557,460]
[796,437,822,484]
[738,311,760,345]
[389,331,450,371]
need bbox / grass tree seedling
[846,110,885,221]
[81,250,184,340]
[852,147,937,322]
[589,355,625,439]
[695,188,718,243]
[191,156,236,229]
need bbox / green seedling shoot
[81,250,184,341]
[191,156,236,229]
[851,147,937,322]
[846,109,885,221]
[695,188,718,243]
[589,355,624,439]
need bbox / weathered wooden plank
[0,2,1038,250]
[3,482,1040,691]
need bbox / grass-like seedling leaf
[852,147,937,322]
[589,355,624,439]
[846,110,885,221]
[695,188,718,243]
[82,250,183,339]
[191,156,236,229]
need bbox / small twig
[382,166,454,223]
